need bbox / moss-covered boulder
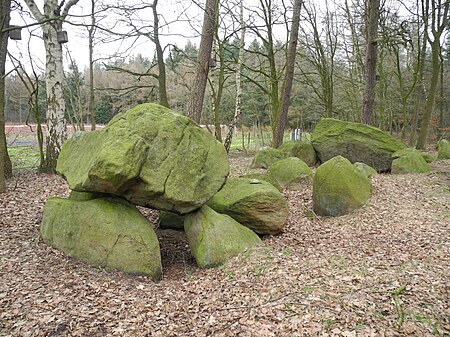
[240,173,282,191]
[437,139,450,160]
[158,211,185,230]
[313,156,372,216]
[353,162,377,179]
[251,147,287,169]
[279,140,317,166]
[311,118,406,172]
[392,148,435,163]
[40,197,162,280]
[207,177,289,235]
[267,157,313,190]
[391,153,431,174]
[57,103,229,214]
[184,205,261,268]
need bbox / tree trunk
[187,0,218,123]
[416,0,449,149]
[42,23,68,172]
[23,0,80,172]
[416,40,441,149]
[212,41,225,143]
[224,0,245,153]
[88,0,96,130]
[272,0,302,148]
[361,0,380,125]
[152,0,169,108]
[1,0,13,193]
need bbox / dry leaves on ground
[1,157,449,336]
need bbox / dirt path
[1,158,449,336]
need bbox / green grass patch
[7,146,41,171]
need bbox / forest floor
[1,154,449,337]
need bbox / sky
[8,0,205,72]
[8,0,293,73]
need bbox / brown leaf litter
[1,157,449,336]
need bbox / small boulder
[353,162,377,179]
[159,211,185,230]
[267,157,313,190]
[279,140,317,166]
[437,139,450,160]
[311,118,406,172]
[40,197,162,280]
[57,103,229,214]
[313,156,372,216]
[251,147,287,169]
[391,152,431,174]
[207,177,289,235]
[184,205,261,268]
[392,148,435,163]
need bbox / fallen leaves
[0,159,449,336]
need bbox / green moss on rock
[40,196,162,280]
[311,118,406,172]
[392,148,435,163]
[353,162,377,179]
[279,140,317,166]
[57,103,229,214]
[391,153,431,174]
[207,177,289,234]
[313,156,372,216]
[267,157,313,190]
[437,139,450,160]
[184,205,261,268]
[251,147,287,169]
[239,173,282,191]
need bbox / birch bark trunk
[224,1,245,153]
[23,0,80,172]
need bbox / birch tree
[22,0,80,172]
[224,0,245,153]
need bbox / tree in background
[416,0,449,149]
[187,0,219,124]
[272,0,302,147]
[22,0,80,172]
[0,0,12,192]
[361,0,380,125]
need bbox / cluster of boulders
[41,104,289,280]
[41,105,449,280]
[251,118,448,217]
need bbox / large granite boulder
[311,118,406,172]
[313,156,372,216]
[207,177,289,234]
[437,139,450,160]
[184,205,261,268]
[267,157,313,190]
[57,103,229,214]
[40,196,162,280]
[279,140,317,166]
[251,147,287,169]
